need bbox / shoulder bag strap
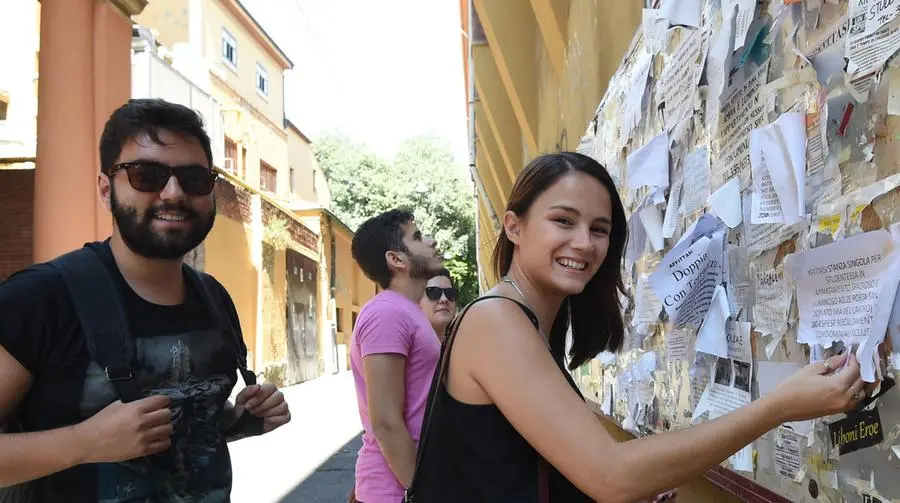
[404,295,542,502]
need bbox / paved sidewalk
[228,371,362,503]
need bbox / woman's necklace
[500,275,550,348]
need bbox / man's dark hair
[351,209,414,289]
[99,98,213,175]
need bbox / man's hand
[74,395,173,463]
[234,383,291,433]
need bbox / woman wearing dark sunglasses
[419,268,458,342]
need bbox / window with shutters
[260,161,277,193]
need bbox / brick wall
[215,178,253,224]
[215,176,317,252]
[261,198,318,251]
[0,169,35,280]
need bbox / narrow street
[228,371,362,503]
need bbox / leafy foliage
[314,131,478,305]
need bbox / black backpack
[0,245,262,501]
[47,245,259,403]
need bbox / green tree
[314,131,479,306]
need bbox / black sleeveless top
[411,296,593,502]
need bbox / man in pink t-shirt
[349,209,444,503]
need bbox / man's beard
[408,252,441,280]
[110,184,215,260]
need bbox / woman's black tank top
[411,296,593,502]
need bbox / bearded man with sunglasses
[0,99,290,502]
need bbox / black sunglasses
[425,286,458,302]
[109,161,218,196]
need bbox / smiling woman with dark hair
[404,152,868,503]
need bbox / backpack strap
[183,266,255,386]
[49,247,143,403]
[183,266,265,438]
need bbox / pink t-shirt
[350,290,441,503]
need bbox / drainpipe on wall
[329,217,339,373]
[467,0,482,292]
[317,213,333,376]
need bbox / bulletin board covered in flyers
[571,1,900,501]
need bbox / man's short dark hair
[352,209,414,289]
[99,98,213,175]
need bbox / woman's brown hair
[491,152,629,370]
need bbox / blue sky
[240,0,469,167]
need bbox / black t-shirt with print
[0,241,246,502]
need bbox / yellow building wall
[202,0,286,129]
[287,128,332,207]
[218,92,289,193]
[332,229,355,345]
[333,225,377,370]
[204,214,259,360]
[535,2,641,156]
[203,0,289,194]
[133,0,190,50]
[355,268,376,309]
[135,0,291,194]
[293,210,377,371]
[472,1,643,284]
[261,246,287,365]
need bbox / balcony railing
[131,48,225,170]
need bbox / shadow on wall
[204,182,260,368]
